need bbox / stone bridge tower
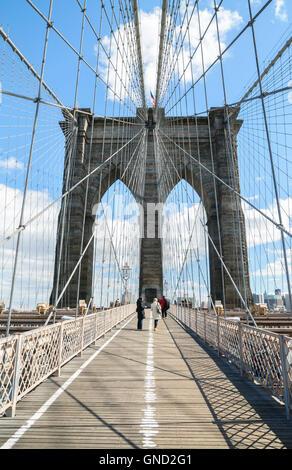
[51,107,252,309]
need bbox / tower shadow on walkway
[165,318,292,449]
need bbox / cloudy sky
[1,0,291,109]
[0,0,291,309]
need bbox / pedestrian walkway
[0,314,291,449]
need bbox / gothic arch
[51,108,252,308]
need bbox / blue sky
[0,0,291,308]
[1,1,291,110]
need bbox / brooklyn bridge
[0,0,292,449]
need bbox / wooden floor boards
[0,315,291,449]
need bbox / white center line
[1,315,134,450]
[140,312,159,448]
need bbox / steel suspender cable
[5,0,54,336]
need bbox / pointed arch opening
[162,179,210,308]
[92,179,141,308]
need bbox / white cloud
[0,157,24,170]
[157,5,243,103]
[162,201,208,272]
[140,7,161,99]
[0,184,59,308]
[275,0,288,22]
[99,5,243,105]
[246,194,259,201]
[161,192,292,298]
[251,0,288,22]
[251,248,292,279]
[92,193,141,305]
[243,197,292,248]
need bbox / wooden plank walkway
[0,313,292,449]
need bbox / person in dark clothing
[160,296,170,318]
[136,297,145,330]
[159,297,165,317]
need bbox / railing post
[195,309,198,335]
[78,317,85,357]
[94,313,98,344]
[53,322,64,377]
[6,334,23,418]
[103,309,106,337]
[204,312,207,343]
[280,335,291,420]
[238,322,243,376]
[217,315,220,356]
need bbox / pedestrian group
[136,295,170,331]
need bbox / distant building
[177,297,192,306]
[284,294,291,312]
[274,294,283,308]
[264,291,283,310]
[253,293,264,304]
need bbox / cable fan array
[0,0,146,335]
[154,0,292,317]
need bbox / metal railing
[170,305,292,419]
[0,304,135,417]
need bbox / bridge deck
[1,314,292,449]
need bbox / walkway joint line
[0,315,134,450]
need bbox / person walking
[136,297,145,330]
[161,295,170,318]
[159,296,165,318]
[151,297,162,331]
